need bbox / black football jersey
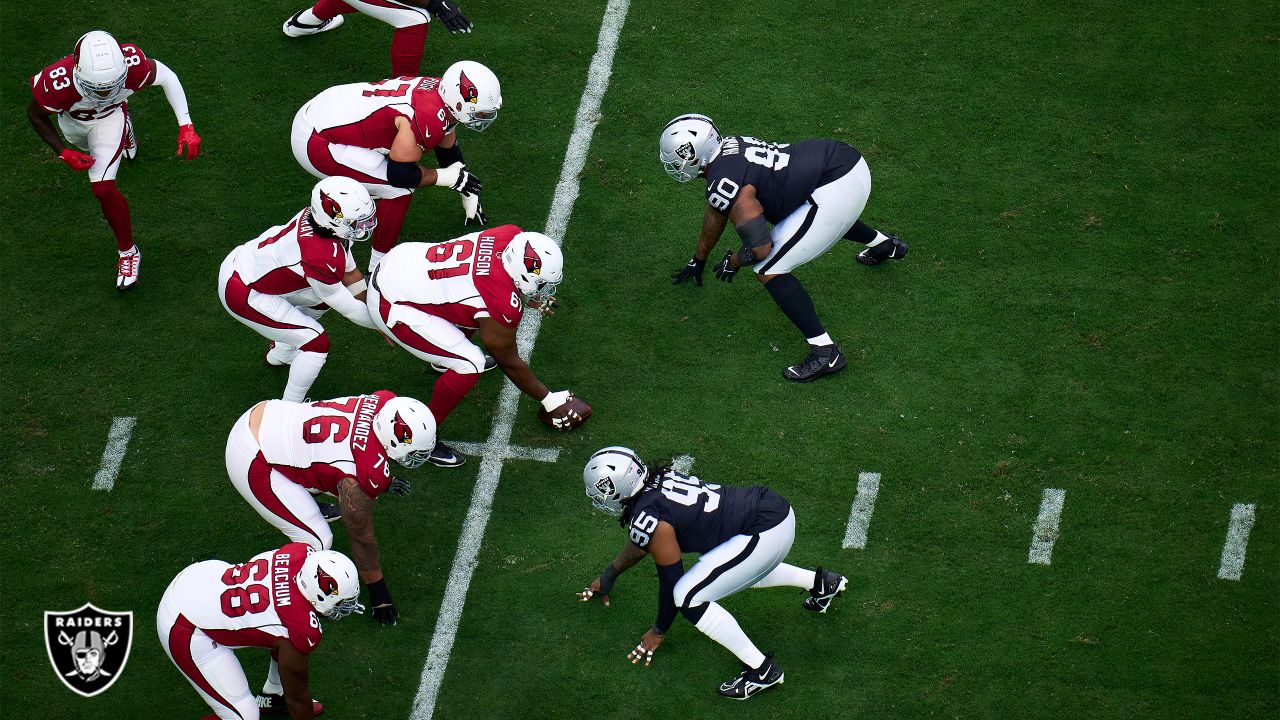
[704,136,862,224]
[627,470,788,554]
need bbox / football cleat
[717,654,784,700]
[116,248,140,291]
[317,502,341,523]
[122,113,137,161]
[803,566,848,613]
[264,342,298,367]
[282,9,344,37]
[428,440,466,468]
[783,344,845,383]
[430,355,497,374]
[257,693,325,716]
[856,234,908,266]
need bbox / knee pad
[299,333,331,353]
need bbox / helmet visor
[349,213,378,241]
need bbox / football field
[3,1,1277,718]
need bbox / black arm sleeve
[653,561,684,635]
[433,143,464,169]
[735,215,771,249]
[598,561,622,597]
[387,159,423,189]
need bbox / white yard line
[672,454,695,474]
[409,3,630,717]
[92,417,137,491]
[842,471,881,550]
[445,440,560,464]
[1027,488,1066,565]
[1217,503,1256,581]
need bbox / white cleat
[283,9,344,37]
[116,249,140,291]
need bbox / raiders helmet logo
[44,603,133,698]
[594,477,615,497]
[392,412,413,444]
[458,71,479,103]
[675,142,696,162]
[319,190,344,219]
[523,244,542,275]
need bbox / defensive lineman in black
[662,114,908,382]
[578,447,849,700]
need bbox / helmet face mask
[583,447,649,517]
[372,397,437,468]
[310,177,377,243]
[296,550,364,619]
[73,31,127,108]
[441,61,502,132]
[659,114,721,183]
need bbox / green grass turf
[2,1,1277,718]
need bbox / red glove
[59,148,95,171]
[176,123,201,159]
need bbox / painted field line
[445,440,560,464]
[409,3,630,718]
[842,472,880,549]
[1027,488,1066,565]
[92,417,137,491]
[1217,503,1256,581]
[672,454,695,474]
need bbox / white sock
[283,351,327,402]
[262,657,283,695]
[752,563,816,590]
[368,249,386,273]
[694,602,765,669]
[299,8,322,24]
[807,332,833,347]
[119,246,139,257]
[864,231,890,248]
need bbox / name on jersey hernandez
[351,394,379,453]
[273,552,292,607]
[476,235,494,276]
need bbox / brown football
[538,395,593,431]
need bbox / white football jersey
[257,393,394,497]
[300,77,450,153]
[228,208,355,306]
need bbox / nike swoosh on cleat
[828,357,840,368]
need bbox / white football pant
[58,108,126,183]
[754,157,872,275]
[290,105,414,200]
[339,0,429,28]
[367,278,488,374]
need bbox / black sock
[765,273,826,339]
[843,219,879,244]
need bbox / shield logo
[44,603,133,697]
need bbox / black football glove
[450,165,483,196]
[426,0,473,33]
[389,476,412,497]
[671,256,706,286]
[714,250,738,283]
[369,579,399,625]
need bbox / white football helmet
[296,549,364,619]
[440,61,502,132]
[73,31,127,107]
[373,396,437,468]
[501,232,563,305]
[583,447,649,516]
[310,177,377,242]
[659,114,722,183]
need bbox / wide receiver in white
[219,177,379,404]
[226,390,436,628]
[27,30,202,291]
[368,224,592,442]
[290,62,501,271]
[283,0,474,77]
[157,543,362,719]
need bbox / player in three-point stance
[291,62,501,272]
[368,224,592,451]
[579,447,849,700]
[225,391,435,630]
[664,114,908,382]
[157,543,362,719]
[219,177,380,404]
[27,30,202,291]
[282,0,473,77]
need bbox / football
[538,394,592,431]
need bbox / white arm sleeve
[308,278,377,329]
[151,60,192,125]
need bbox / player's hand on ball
[671,256,705,286]
[578,577,610,606]
[627,629,664,666]
[538,391,591,431]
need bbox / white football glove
[434,161,482,196]
[541,390,571,412]
[462,192,486,226]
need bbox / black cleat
[803,566,848,613]
[857,234,908,266]
[783,344,846,383]
[257,693,325,715]
[717,654,785,700]
[428,440,466,468]
[317,502,341,523]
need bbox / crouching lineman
[579,447,849,700]
[219,177,379,402]
[283,0,474,77]
[663,114,908,382]
[27,30,202,290]
[226,391,436,626]
[368,224,590,459]
[291,62,501,272]
[158,543,362,719]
